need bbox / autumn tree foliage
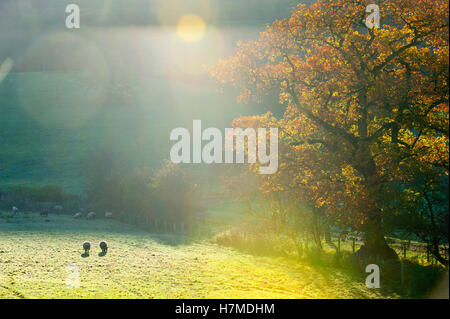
[211,0,449,259]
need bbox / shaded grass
[210,211,447,298]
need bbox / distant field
[0,211,395,299]
[0,72,178,193]
[0,68,261,193]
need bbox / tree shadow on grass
[98,251,107,257]
[304,251,406,298]
[81,252,89,258]
[147,232,208,247]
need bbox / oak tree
[211,0,449,258]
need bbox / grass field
[0,211,397,299]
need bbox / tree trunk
[355,154,398,260]
[363,215,398,260]
[324,220,332,243]
[312,212,322,250]
[424,192,448,266]
[431,240,448,266]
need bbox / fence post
[337,236,341,254]
[401,260,405,285]
[403,242,407,259]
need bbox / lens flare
[0,58,14,84]
[176,14,206,43]
[16,32,109,129]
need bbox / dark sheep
[99,241,108,253]
[83,241,91,254]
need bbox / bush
[213,220,301,257]
[150,161,199,228]
[398,261,445,297]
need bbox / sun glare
[176,14,206,43]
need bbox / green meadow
[0,0,448,301]
[0,211,393,299]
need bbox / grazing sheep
[12,206,19,215]
[86,212,96,220]
[40,210,48,217]
[83,241,91,254]
[73,212,82,219]
[105,212,113,218]
[99,241,108,253]
[53,205,63,214]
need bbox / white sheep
[73,212,82,219]
[86,212,96,220]
[105,212,113,218]
[53,205,63,213]
[12,206,19,215]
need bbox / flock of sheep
[73,210,113,220]
[10,206,110,256]
[10,206,113,220]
